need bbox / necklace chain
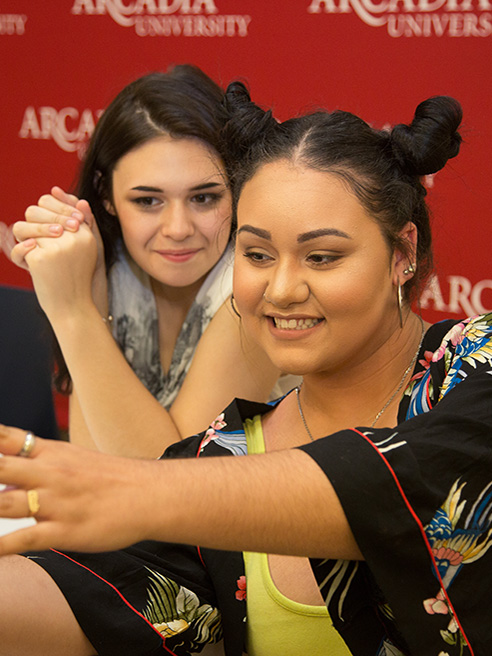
[295,385,314,441]
[295,317,426,440]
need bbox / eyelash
[132,196,158,208]
[307,253,341,266]
[243,251,272,264]
[131,192,224,209]
[242,251,342,266]
[191,192,223,207]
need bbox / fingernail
[24,239,36,248]
[65,219,79,230]
[71,211,83,221]
[49,224,63,235]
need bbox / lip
[155,248,202,263]
[266,314,324,338]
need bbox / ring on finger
[17,432,36,458]
[27,489,40,516]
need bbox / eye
[191,192,223,207]
[307,252,342,266]
[131,196,160,208]
[243,250,273,264]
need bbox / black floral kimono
[25,314,492,656]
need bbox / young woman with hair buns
[0,86,491,656]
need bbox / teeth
[274,317,321,330]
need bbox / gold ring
[17,432,36,458]
[27,489,40,516]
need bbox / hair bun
[390,96,462,176]
[221,81,279,173]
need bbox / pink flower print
[447,616,459,633]
[419,350,434,371]
[448,322,466,346]
[411,350,434,381]
[432,323,466,362]
[210,413,226,431]
[199,414,227,451]
[235,576,246,601]
[423,589,448,615]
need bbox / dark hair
[222,83,463,303]
[77,64,230,267]
[55,65,230,394]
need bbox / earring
[230,294,241,319]
[397,277,403,329]
[403,263,416,276]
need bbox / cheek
[119,221,147,255]
[322,260,393,314]
[201,209,231,248]
[233,262,264,315]
[211,217,232,254]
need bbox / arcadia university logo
[70,0,252,37]
[308,0,491,37]
[0,12,27,34]
[18,107,104,158]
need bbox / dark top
[25,314,492,656]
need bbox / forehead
[237,160,371,232]
[114,135,225,178]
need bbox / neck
[297,313,426,437]
[150,274,205,312]
[151,275,207,374]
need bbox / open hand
[0,425,157,556]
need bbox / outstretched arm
[0,425,361,560]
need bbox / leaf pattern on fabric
[376,641,406,656]
[142,568,222,647]
[317,559,359,622]
[423,480,492,655]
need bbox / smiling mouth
[158,249,199,255]
[272,317,322,330]
[156,249,200,261]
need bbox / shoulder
[405,314,492,416]
[161,397,277,460]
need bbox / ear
[94,170,117,216]
[391,221,418,286]
[103,198,117,216]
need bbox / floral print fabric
[302,313,492,655]
[24,314,492,656]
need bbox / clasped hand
[10,186,104,320]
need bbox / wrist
[92,267,109,316]
[49,302,110,336]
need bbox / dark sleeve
[299,367,492,655]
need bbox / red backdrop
[1,0,491,322]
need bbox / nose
[263,262,310,309]
[160,202,195,241]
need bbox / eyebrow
[237,225,271,240]
[131,182,225,193]
[297,228,351,243]
[237,225,351,242]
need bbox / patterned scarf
[108,242,234,409]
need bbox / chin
[268,355,315,378]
